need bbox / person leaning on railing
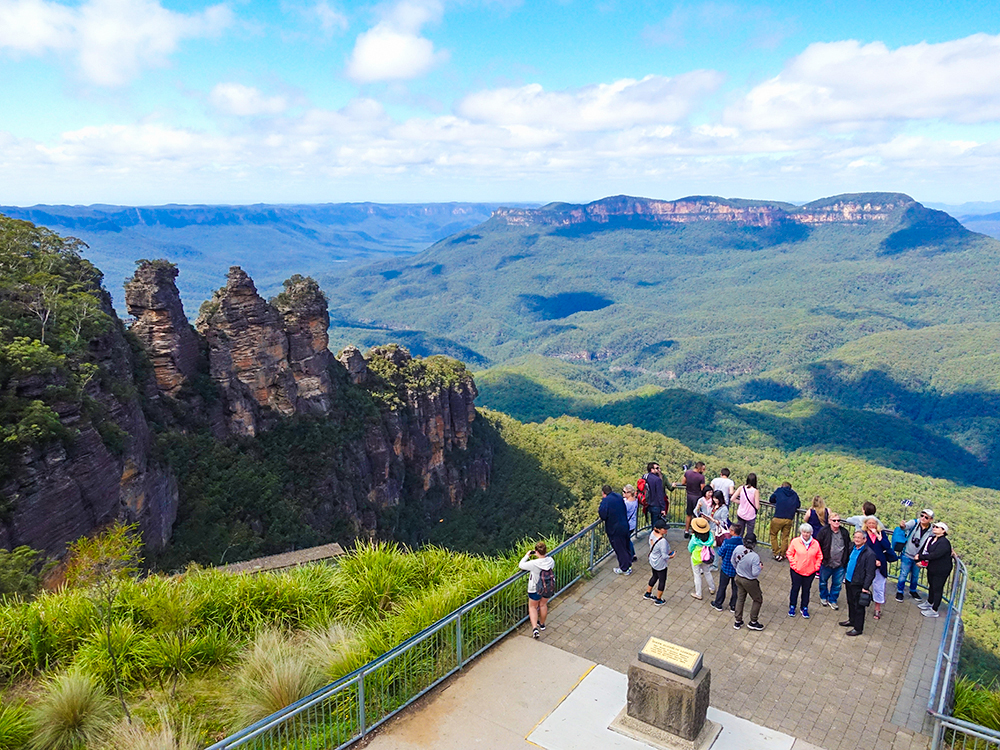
[767,481,800,561]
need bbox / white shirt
[711,476,735,503]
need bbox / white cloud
[346,0,447,83]
[313,0,347,34]
[0,0,232,86]
[211,83,288,116]
[728,33,1000,131]
[457,72,725,132]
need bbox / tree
[64,523,144,723]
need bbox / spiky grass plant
[0,703,30,750]
[102,708,199,750]
[71,620,144,690]
[953,677,1000,731]
[228,630,326,728]
[28,672,115,750]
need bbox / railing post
[358,671,366,737]
[456,611,464,669]
[589,526,596,572]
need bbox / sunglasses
[920,513,931,519]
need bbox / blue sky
[1,0,999,205]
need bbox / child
[644,519,675,606]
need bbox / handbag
[858,590,872,607]
[700,545,714,563]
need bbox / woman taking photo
[734,473,761,537]
[519,541,555,638]
[917,522,954,618]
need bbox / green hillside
[325,193,1000,390]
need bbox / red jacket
[787,536,823,576]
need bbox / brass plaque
[638,636,703,679]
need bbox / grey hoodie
[731,544,762,579]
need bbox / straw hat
[692,517,711,534]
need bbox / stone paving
[536,529,940,750]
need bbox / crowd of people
[577,463,957,638]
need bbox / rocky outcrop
[494,193,918,229]
[273,275,336,415]
[124,262,200,396]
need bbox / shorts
[686,496,698,516]
[528,592,542,601]
[872,570,886,604]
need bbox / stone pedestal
[626,657,711,740]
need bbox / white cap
[922,508,934,518]
[933,522,949,533]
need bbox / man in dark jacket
[840,530,877,636]
[644,462,667,522]
[768,481,800,561]
[599,484,632,575]
[816,513,852,610]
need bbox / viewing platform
[363,527,942,750]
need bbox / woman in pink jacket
[786,523,823,619]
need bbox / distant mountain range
[0,202,510,314]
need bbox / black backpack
[537,567,556,598]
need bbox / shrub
[953,677,1000,731]
[101,708,199,750]
[28,672,115,750]
[0,703,30,750]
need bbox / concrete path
[540,529,936,750]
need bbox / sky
[2,0,1000,206]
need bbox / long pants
[927,570,951,611]
[691,560,715,597]
[789,569,815,609]
[609,532,632,571]
[769,517,794,556]
[734,576,762,623]
[897,556,920,594]
[713,570,739,609]
[819,565,846,604]
[741,517,757,538]
[648,567,668,594]
[846,582,867,633]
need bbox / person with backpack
[895,509,934,602]
[688,517,715,600]
[519,541,556,639]
[643,519,675,606]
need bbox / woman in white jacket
[519,541,556,639]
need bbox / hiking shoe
[801,607,810,619]
[830,602,839,610]
[653,598,665,607]
[748,621,764,631]
[532,628,540,639]
[614,568,623,575]
[820,599,829,607]
[643,592,654,600]
[922,609,940,618]
[895,592,905,602]
[539,624,546,631]
[733,620,743,630]
[910,591,922,600]
[710,601,723,612]
[788,606,796,617]
[918,601,934,610]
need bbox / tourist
[896,509,934,602]
[768,481,800,561]
[519,541,555,639]
[804,496,829,535]
[863,516,895,620]
[688,517,715,600]
[816,513,851,610]
[917,522,954,618]
[677,461,706,538]
[711,521,744,613]
[845,502,885,532]
[694,485,714,525]
[644,462,667,523]
[708,491,730,570]
[840,529,877,637]
[732,533,764,631]
[786,523,823,618]
[599,484,633,576]
[711,468,735,505]
[644,519,675,605]
[623,484,639,562]
[733,472,761,537]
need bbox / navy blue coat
[599,492,629,537]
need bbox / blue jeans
[897,556,920,594]
[818,565,846,605]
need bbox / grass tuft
[102,708,200,750]
[28,671,115,750]
[0,702,30,750]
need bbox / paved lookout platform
[363,529,942,750]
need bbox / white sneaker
[614,568,623,575]
[624,568,633,576]
[830,603,839,610]
[921,609,940,618]
[917,602,933,610]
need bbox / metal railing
[206,520,614,749]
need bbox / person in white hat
[916,522,953,618]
